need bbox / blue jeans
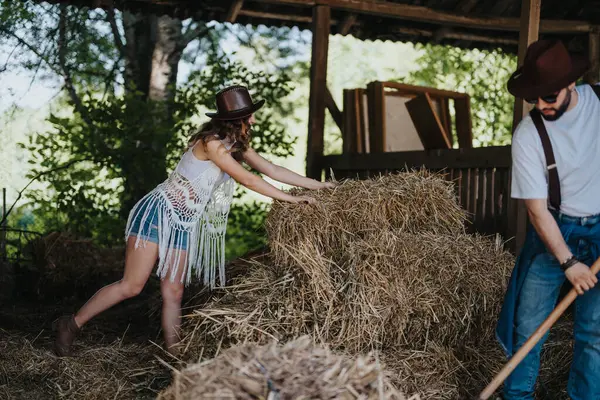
[128,195,188,249]
[504,222,600,399]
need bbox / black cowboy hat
[507,39,590,99]
[205,85,265,120]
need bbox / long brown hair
[188,116,252,161]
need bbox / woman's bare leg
[74,237,158,327]
[160,249,186,355]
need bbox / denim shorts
[127,195,189,250]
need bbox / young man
[496,39,600,399]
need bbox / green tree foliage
[20,54,296,245]
[2,1,308,258]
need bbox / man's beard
[541,89,572,121]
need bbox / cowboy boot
[54,314,80,357]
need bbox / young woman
[54,85,334,356]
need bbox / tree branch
[0,158,90,227]
[180,22,211,48]
[0,43,20,73]
[106,5,126,58]
[58,4,94,128]
[0,27,61,76]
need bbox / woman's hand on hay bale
[565,262,598,295]
[319,181,338,189]
[291,195,317,205]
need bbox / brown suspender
[529,84,600,212]
[529,109,561,211]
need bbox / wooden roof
[40,0,600,53]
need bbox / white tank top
[174,139,233,182]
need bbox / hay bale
[185,231,512,353]
[266,171,467,267]
[159,336,413,400]
[0,329,168,399]
[340,230,512,349]
[178,171,574,398]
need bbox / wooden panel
[461,168,471,215]
[494,168,505,235]
[469,168,478,219]
[405,93,452,149]
[440,98,452,141]
[456,169,464,206]
[502,170,511,243]
[306,5,331,179]
[357,89,369,153]
[454,97,473,149]
[325,86,343,132]
[485,168,495,233]
[477,168,486,231]
[367,81,385,152]
[342,89,355,153]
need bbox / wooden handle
[478,257,600,399]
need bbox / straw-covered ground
[1,170,574,399]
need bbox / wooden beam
[238,9,340,24]
[253,0,592,34]
[339,13,357,35]
[238,9,310,23]
[585,29,600,84]
[225,0,244,23]
[325,86,343,132]
[379,81,469,99]
[405,93,452,149]
[306,5,330,179]
[392,26,519,46]
[509,0,541,255]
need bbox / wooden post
[306,5,330,179]
[509,0,541,255]
[512,0,540,126]
[584,29,600,84]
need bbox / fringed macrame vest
[124,154,235,288]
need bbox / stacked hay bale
[160,336,413,399]
[179,171,572,398]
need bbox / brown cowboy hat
[205,85,265,120]
[507,39,590,99]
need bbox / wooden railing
[319,146,521,251]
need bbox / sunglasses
[525,90,561,105]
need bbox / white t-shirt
[510,83,600,217]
